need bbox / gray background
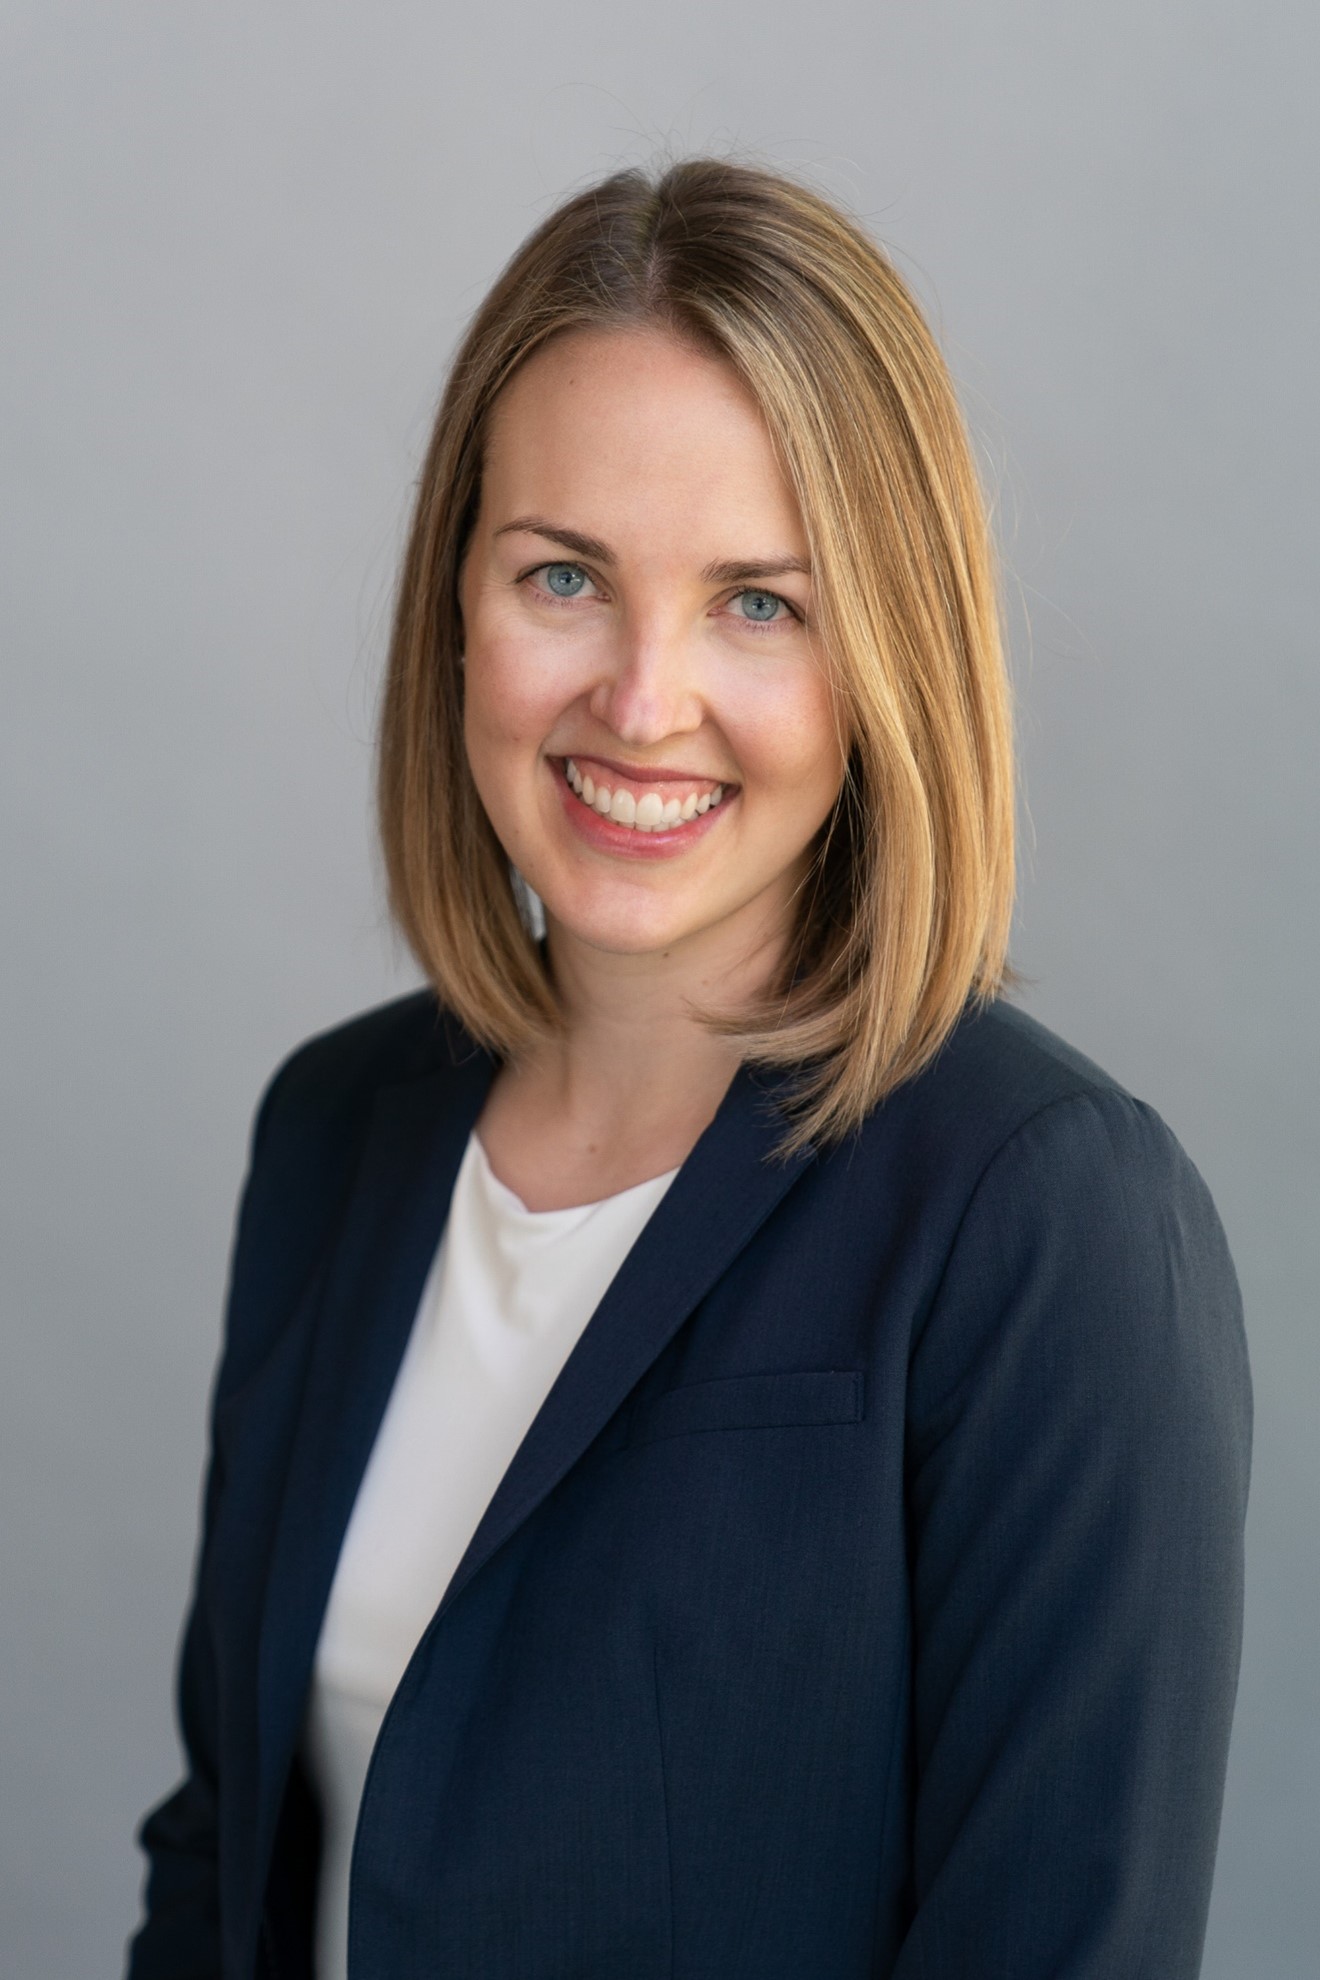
[2,2,1315,1972]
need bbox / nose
[586,608,705,749]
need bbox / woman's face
[458,326,846,981]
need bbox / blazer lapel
[434,1063,817,1623]
[253,1041,495,1838]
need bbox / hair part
[377,158,1017,1157]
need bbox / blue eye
[735,589,785,623]
[544,563,587,597]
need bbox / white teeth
[563,759,733,832]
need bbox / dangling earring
[510,866,547,943]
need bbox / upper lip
[559,752,737,788]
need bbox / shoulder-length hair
[378,158,1015,1157]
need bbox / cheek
[465,624,575,759]
[737,674,845,814]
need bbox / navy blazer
[127,991,1250,1979]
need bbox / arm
[895,1091,1251,1978]
[124,1061,291,1980]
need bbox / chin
[553,912,694,958]
[543,886,706,959]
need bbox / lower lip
[553,763,734,859]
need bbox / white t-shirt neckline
[470,1127,682,1220]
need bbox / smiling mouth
[560,757,733,833]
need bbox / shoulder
[850,995,1203,1217]
[215,990,480,1373]
[829,998,1247,1414]
[252,986,472,1149]
[882,1000,1250,1464]
[241,980,485,1230]
[895,994,1138,1142]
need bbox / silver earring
[510,866,546,942]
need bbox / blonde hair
[378,158,1015,1155]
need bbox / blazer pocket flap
[628,1369,863,1446]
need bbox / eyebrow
[493,516,812,585]
[495,517,614,563]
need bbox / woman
[128,160,1250,1979]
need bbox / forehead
[480,327,807,559]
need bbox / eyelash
[520,562,803,633]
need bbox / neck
[553,914,783,1115]
[474,894,796,1207]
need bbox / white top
[301,1129,680,1980]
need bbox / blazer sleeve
[894,1089,1251,1979]
[124,1059,292,1980]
